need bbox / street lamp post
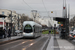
[9,11,13,35]
[10,11,12,34]
[18,14,19,30]
[31,10,37,22]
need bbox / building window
[2,11,4,15]
[14,15,16,17]
[7,12,9,15]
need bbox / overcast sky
[0,0,75,18]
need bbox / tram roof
[23,21,42,27]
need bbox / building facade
[0,9,22,31]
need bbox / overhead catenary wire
[0,0,33,14]
[42,0,48,13]
[42,0,54,26]
[42,0,50,17]
[23,0,33,9]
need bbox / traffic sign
[58,22,60,24]
[58,22,63,24]
[51,11,53,13]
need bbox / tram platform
[47,34,75,50]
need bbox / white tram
[23,21,42,38]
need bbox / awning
[0,22,6,25]
[53,17,66,22]
[0,14,7,18]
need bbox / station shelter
[53,17,69,39]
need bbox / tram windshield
[24,24,32,33]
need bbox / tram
[23,21,42,38]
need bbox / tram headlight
[23,32,25,34]
[31,33,33,35]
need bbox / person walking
[4,29,6,38]
[49,30,51,34]
[61,28,66,39]
[8,27,11,38]
[0,27,3,38]
[0,27,5,39]
[4,27,7,38]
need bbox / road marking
[2,36,46,50]
[47,36,54,50]
[11,41,29,48]
[4,38,42,50]
[0,39,24,46]
[22,37,44,50]
[5,40,29,50]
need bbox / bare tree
[28,18,33,21]
[19,14,29,30]
[20,15,29,23]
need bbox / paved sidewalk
[0,35,23,44]
[47,34,75,50]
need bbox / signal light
[51,11,53,13]
[61,24,63,26]
[63,7,65,9]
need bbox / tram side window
[33,26,41,33]
[33,26,35,32]
[35,26,37,33]
[38,27,39,32]
[37,26,39,33]
[39,27,41,32]
[37,26,40,33]
[34,26,38,33]
[39,27,40,33]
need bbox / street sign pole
[11,11,12,34]
[31,10,37,22]
[54,24,56,38]
[18,14,19,30]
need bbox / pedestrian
[0,27,3,38]
[61,28,66,39]
[4,28,7,38]
[0,27,5,39]
[8,27,11,38]
[49,30,51,34]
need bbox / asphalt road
[0,34,49,50]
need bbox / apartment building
[0,9,22,31]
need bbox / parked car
[15,30,23,36]
[68,31,75,40]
